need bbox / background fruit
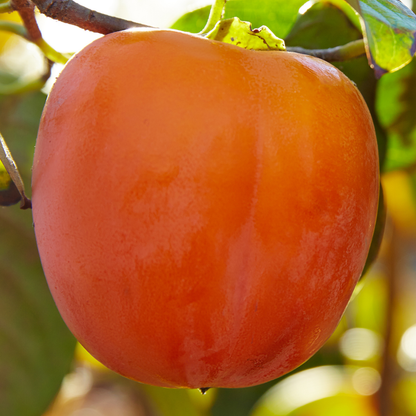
[31,29,379,389]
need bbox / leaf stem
[199,0,227,35]
[0,20,27,38]
[34,38,70,64]
[287,39,366,62]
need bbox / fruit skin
[32,28,379,389]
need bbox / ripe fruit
[32,28,379,389]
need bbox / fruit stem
[199,387,210,394]
[199,0,227,36]
[287,39,366,62]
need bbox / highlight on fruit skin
[31,28,379,389]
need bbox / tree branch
[10,1,366,65]
[10,0,42,41]
[287,39,366,62]
[30,0,153,35]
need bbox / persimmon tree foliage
[1,0,416,416]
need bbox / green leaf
[171,5,211,33]
[377,57,416,171]
[285,1,387,169]
[347,0,416,76]
[0,91,76,416]
[172,0,307,38]
[206,18,285,50]
[286,1,362,47]
[223,0,308,37]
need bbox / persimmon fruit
[32,29,379,389]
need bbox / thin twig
[287,39,366,62]
[8,1,69,65]
[31,0,152,34]
[10,0,42,41]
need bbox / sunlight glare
[352,367,381,396]
[398,324,416,371]
[340,328,382,361]
[0,37,45,81]
[60,366,93,402]
[261,367,345,415]
[299,1,314,15]
[36,0,118,53]
[117,0,212,28]
[36,0,212,53]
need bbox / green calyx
[206,17,286,51]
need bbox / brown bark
[31,0,152,35]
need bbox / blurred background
[1,0,416,415]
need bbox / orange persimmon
[32,29,379,389]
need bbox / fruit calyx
[205,17,286,51]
